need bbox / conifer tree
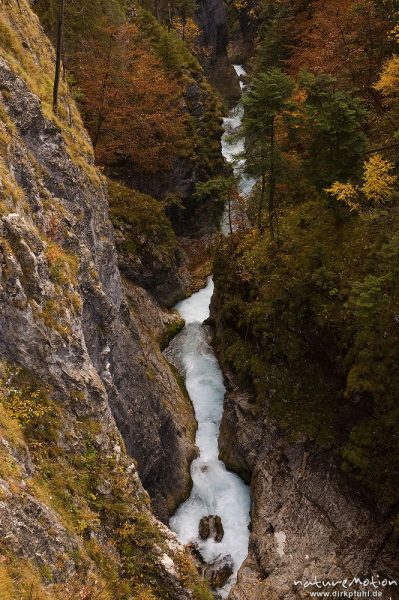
[242,67,294,236]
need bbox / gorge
[0,0,399,599]
[167,66,252,598]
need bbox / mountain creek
[0,1,398,599]
[165,66,252,599]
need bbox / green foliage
[214,197,399,507]
[0,360,211,598]
[346,275,387,326]
[33,0,127,51]
[241,68,295,232]
[299,73,367,189]
[243,68,295,135]
[0,365,55,431]
[135,9,199,73]
[159,316,185,351]
[342,408,399,505]
[33,1,223,190]
[46,241,79,286]
[108,179,178,267]
[194,176,235,222]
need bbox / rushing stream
[167,66,252,597]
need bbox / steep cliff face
[108,179,188,308]
[0,2,208,597]
[213,364,399,599]
[116,69,225,236]
[196,0,229,60]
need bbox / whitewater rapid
[167,280,250,598]
[220,65,255,235]
[167,66,252,597]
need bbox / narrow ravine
[166,67,253,598]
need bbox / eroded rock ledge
[217,372,399,600]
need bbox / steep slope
[209,1,399,597]
[32,1,225,235]
[216,370,399,600]
[0,1,209,597]
[108,179,187,308]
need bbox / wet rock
[0,54,198,524]
[0,4,203,596]
[215,367,399,600]
[196,0,228,60]
[187,542,206,565]
[199,516,211,540]
[205,555,234,589]
[199,515,224,542]
[214,515,224,542]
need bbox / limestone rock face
[196,0,229,59]
[0,52,195,521]
[0,3,201,595]
[218,377,399,600]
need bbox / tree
[76,23,188,174]
[194,177,237,235]
[374,54,399,99]
[326,154,397,209]
[362,154,397,203]
[242,67,294,236]
[257,0,313,71]
[298,73,367,189]
[52,0,65,112]
[287,0,396,96]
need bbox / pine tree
[242,67,294,236]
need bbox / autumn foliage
[287,0,395,91]
[76,23,188,173]
[213,0,399,519]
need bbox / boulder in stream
[198,515,224,542]
[187,541,205,565]
[205,554,234,589]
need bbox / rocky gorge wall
[219,379,399,600]
[0,2,212,597]
[210,306,399,599]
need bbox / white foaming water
[220,65,255,235]
[233,64,247,90]
[169,277,251,597]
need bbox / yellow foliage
[0,564,16,600]
[361,154,397,203]
[232,0,248,10]
[172,17,210,60]
[325,181,360,211]
[390,24,399,45]
[0,364,51,425]
[326,155,397,209]
[46,241,79,287]
[374,54,399,98]
[133,586,158,600]
[0,0,99,183]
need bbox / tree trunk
[227,189,233,236]
[53,0,65,113]
[93,36,112,148]
[168,2,172,30]
[181,9,187,41]
[268,116,276,240]
[258,148,266,230]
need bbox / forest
[214,0,399,515]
